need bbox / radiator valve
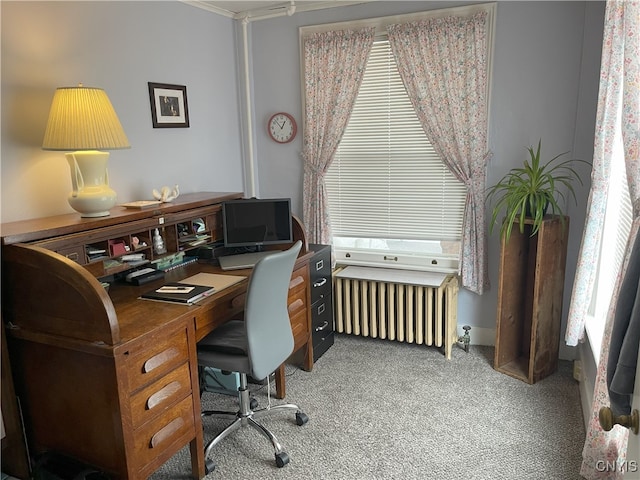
[458,325,471,353]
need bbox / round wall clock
[268,112,297,144]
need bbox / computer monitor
[222,198,293,249]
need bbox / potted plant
[486,139,588,242]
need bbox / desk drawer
[194,290,245,342]
[289,268,307,296]
[129,362,192,429]
[288,264,310,354]
[124,328,190,392]
[288,278,308,350]
[289,307,308,350]
[132,395,196,470]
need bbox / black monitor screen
[222,198,293,248]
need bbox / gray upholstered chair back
[244,240,302,380]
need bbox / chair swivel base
[201,376,309,473]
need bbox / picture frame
[148,82,190,128]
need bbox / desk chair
[197,240,308,473]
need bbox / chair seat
[198,320,252,376]
[199,320,247,355]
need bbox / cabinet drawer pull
[65,252,79,261]
[144,347,179,373]
[147,380,182,410]
[289,276,304,289]
[150,417,184,448]
[288,299,304,313]
[313,278,327,288]
[315,321,329,332]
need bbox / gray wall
[247,1,605,354]
[1,1,606,358]
[1,1,245,223]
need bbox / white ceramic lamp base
[66,151,117,217]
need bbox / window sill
[333,247,458,274]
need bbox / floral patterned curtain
[566,1,640,478]
[387,12,491,295]
[301,28,375,244]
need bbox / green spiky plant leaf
[486,139,589,243]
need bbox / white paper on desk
[179,272,246,291]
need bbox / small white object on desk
[156,286,195,294]
[121,200,162,209]
[120,253,145,262]
[152,184,180,203]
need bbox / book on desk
[141,282,215,304]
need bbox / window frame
[299,3,496,273]
[584,130,632,363]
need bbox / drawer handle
[147,380,182,410]
[315,321,329,332]
[313,278,327,288]
[289,276,304,289]
[144,347,179,374]
[317,303,325,315]
[150,417,185,448]
[288,299,304,314]
[65,252,79,261]
[315,259,324,271]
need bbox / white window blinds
[325,38,467,243]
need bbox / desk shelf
[7,193,235,280]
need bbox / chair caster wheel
[275,451,290,467]
[250,397,258,410]
[204,458,216,474]
[296,411,309,426]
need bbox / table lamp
[42,84,130,217]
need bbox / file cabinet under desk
[309,244,334,362]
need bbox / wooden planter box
[494,216,569,384]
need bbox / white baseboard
[577,343,596,430]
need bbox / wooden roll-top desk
[1,192,315,480]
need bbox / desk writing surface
[108,281,198,343]
[107,262,250,343]
[105,255,311,351]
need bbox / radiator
[334,267,459,359]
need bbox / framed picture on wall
[148,82,190,128]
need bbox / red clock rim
[268,112,297,144]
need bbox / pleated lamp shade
[42,85,130,217]
[42,85,130,150]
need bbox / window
[325,38,467,273]
[585,129,633,362]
